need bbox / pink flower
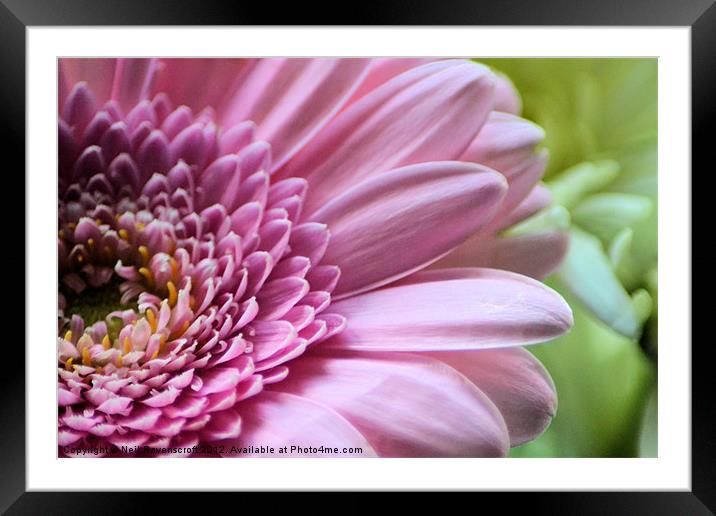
[58,58,572,457]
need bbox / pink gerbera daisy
[58,58,572,457]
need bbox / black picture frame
[2,1,708,513]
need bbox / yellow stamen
[81,347,91,366]
[76,254,84,263]
[118,229,129,240]
[102,335,111,350]
[67,222,77,230]
[116,355,123,368]
[166,281,177,307]
[123,336,132,354]
[150,349,159,360]
[58,229,65,240]
[87,238,95,250]
[169,258,178,281]
[64,330,73,342]
[135,222,145,231]
[146,309,157,333]
[138,267,154,288]
[65,357,73,370]
[158,334,167,354]
[138,245,150,265]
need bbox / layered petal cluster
[58,58,572,457]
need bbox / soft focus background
[478,59,658,457]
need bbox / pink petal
[110,59,161,112]
[256,277,310,321]
[287,222,330,265]
[223,391,377,457]
[428,348,556,447]
[221,58,372,171]
[496,184,553,232]
[432,184,557,273]
[96,396,133,415]
[58,428,84,446]
[435,231,570,280]
[230,202,263,241]
[311,162,507,298]
[256,219,290,263]
[198,155,241,210]
[463,112,544,174]
[171,123,209,169]
[161,105,193,140]
[326,267,572,351]
[220,120,256,155]
[492,71,522,114]
[136,130,171,181]
[193,368,241,396]
[282,305,315,331]
[142,387,181,408]
[60,58,159,113]
[243,251,273,298]
[305,265,341,293]
[254,339,307,372]
[276,351,509,457]
[118,406,163,431]
[162,394,209,419]
[60,59,114,111]
[461,112,547,220]
[347,58,436,103]
[200,408,242,441]
[164,368,195,390]
[269,256,311,280]
[58,388,83,406]
[248,320,297,361]
[278,60,496,216]
[154,58,259,113]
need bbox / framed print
[2,0,709,512]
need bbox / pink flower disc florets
[58,83,343,455]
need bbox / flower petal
[60,58,159,113]
[256,277,310,321]
[326,267,573,351]
[221,58,372,170]
[347,58,436,102]
[311,161,507,298]
[223,391,376,457]
[60,59,115,112]
[435,230,570,280]
[275,351,509,457]
[492,71,522,114]
[462,112,547,221]
[432,185,564,276]
[154,58,258,113]
[428,348,557,447]
[279,59,496,215]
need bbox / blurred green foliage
[479,59,658,457]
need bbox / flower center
[62,277,134,327]
[57,83,345,452]
[57,200,197,374]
